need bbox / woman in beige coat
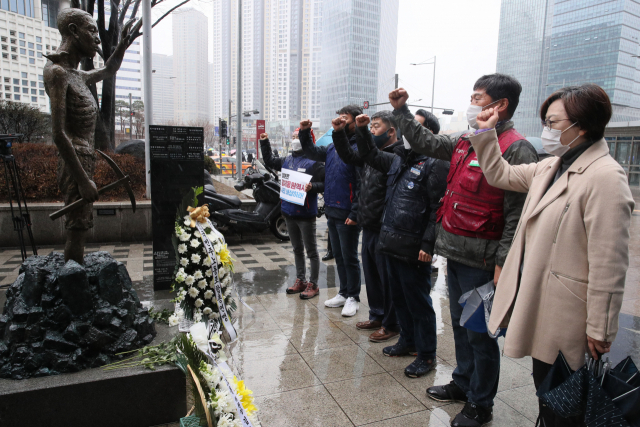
[469,84,634,427]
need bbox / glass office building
[320,0,398,130]
[497,0,640,137]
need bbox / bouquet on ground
[170,187,237,330]
[177,323,260,427]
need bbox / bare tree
[70,0,191,151]
[132,100,144,138]
[0,100,51,143]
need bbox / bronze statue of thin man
[44,9,134,264]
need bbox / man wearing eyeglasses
[389,74,538,427]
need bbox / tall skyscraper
[263,0,323,129]
[0,0,61,112]
[172,8,209,123]
[320,0,399,130]
[497,0,640,137]
[212,0,262,141]
[152,53,174,124]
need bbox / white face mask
[541,123,580,157]
[466,99,501,129]
[291,139,302,152]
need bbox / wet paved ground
[1,216,640,426]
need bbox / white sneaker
[324,294,347,308]
[341,297,359,317]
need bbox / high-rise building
[263,0,322,130]
[319,0,399,130]
[172,8,209,123]
[0,0,61,112]
[152,53,174,125]
[497,0,640,137]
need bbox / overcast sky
[150,0,502,116]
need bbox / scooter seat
[210,194,242,208]
[223,210,265,223]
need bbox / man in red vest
[390,74,538,427]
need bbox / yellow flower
[232,376,257,414]
[218,244,234,268]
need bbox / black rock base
[0,251,156,379]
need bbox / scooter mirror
[233,183,245,192]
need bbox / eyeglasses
[541,118,571,129]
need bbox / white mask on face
[403,136,411,150]
[466,99,501,129]
[291,139,302,152]
[541,123,580,157]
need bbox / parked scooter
[203,170,289,241]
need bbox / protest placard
[280,168,313,206]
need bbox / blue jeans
[447,259,500,408]
[327,216,361,300]
[362,228,399,331]
[386,257,437,360]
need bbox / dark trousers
[386,256,437,360]
[285,216,319,284]
[448,259,500,408]
[532,358,586,427]
[327,216,361,300]
[361,228,399,331]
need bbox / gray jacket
[393,105,539,271]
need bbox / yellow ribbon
[187,205,210,228]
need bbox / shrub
[204,156,219,175]
[0,143,146,201]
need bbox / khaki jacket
[470,130,634,369]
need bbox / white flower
[178,267,185,274]
[189,322,210,353]
[203,256,212,267]
[175,271,186,283]
[194,270,203,280]
[195,298,204,308]
[185,275,195,286]
[205,269,212,278]
[209,311,220,319]
[178,244,187,254]
[214,242,222,252]
[203,307,212,315]
[206,233,216,242]
[183,215,191,227]
[204,290,214,300]
[194,230,202,238]
[193,310,202,322]
[190,239,201,248]
[222,275,232,287]
[168,314,179,326]
[188,287,199,298]
[197,279,207,289]
[209,279,216,288]
[179,232,191,242]
[223,287,232,297]
[180,257,189,267]
[191,254,201,264]
[219,266,227,278]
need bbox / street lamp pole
[410,56,437,113]
[235,0,243,182]
[142,0,153,199]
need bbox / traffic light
[219,119,228,138]
[226,138,230,145]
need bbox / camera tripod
[2,153,37,261]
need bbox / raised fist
[299,120,312,130]
[476,107,500,130]
[332,117,347,132]
[260,133,268,140]
[355,114,370,127]
[389,88,409,110]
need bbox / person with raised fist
[299,105,363,317]
[332,110,404,342]
[259,132,325,300]
[390,74,538,427]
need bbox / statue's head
[57,8,100,58]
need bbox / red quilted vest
[437,128,524,240]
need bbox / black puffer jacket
[355,125,449,264]
[333,129,404,230]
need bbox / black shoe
[321,251,334,261]
[404,358,436,378]
[426,380,468,403]
[451,402,493,427]
[383,342,417,357]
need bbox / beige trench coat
[469,130,634,370]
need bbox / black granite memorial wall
[150,126,204,291]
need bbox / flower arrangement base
[0,251,157,379]
[180,416,202,427]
